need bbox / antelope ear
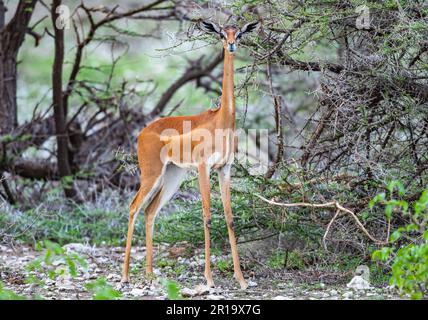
[200,20,221,34]
[240,21,259,34]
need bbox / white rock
[347,276,373,290]
[197,259,205,266]
[96,257,109,263]
[330,289,338,295]
[177,274,187,280]
[355,265,370,281]
[342,291,353,299]
[247,280,257,287]
[56,279,74,291]
[62,243,93,255]
[106,273,120,281]
[195,284,210,295]
[129,288,146,296]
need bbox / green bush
[372,182,428,299]
[0,282,26,300]
[84,278,122,300]
[160,278,182,300]
[26,240,87,284]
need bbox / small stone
[129,288,146,296]
[247,280,257,287]
[57,280,74,291]
[355,265,370,281]
[177,274,187,280]
[342,291,353,299]
[106,273,120,281]
[197,259,205,266]
[347,276,373,290]
[195,284,210,295]
[62,243,93,255]
[181,287,197,297]
[96,257,109,263]
[330,289,338,295]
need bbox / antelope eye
[220,33,226,39]
[236,33,242,40]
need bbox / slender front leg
[198,164,215,287]
[218,165,247,289]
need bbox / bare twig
[255,194,390,248]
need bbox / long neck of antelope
[219,49,235,129]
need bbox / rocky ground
[0,243,404,300]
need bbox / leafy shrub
[267,250,305,270]
[84,278,122,300]
[160,278,182,300]
[26,240,87,284]
[0,282,26,300]
[372,182,428,299]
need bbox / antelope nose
[228,42,236,52]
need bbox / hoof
[239,281,248,290]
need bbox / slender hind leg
[122,187,146,282]
[198,164,214,287]
[218,165,247,290]
[122,163,165,283]
[144,164,187,276]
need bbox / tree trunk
[0,1,5,134]
[51,0,77,199]
[0,0,37,135]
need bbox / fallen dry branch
[255,194,390,249]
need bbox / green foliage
[216,258,233,274]
[0,194,135,245]
[26,240,87,284]
[372,183,428,299]
[266,250,305,270]
[84,278,122,300]
[0,282,26,300]
[160,278,182,300]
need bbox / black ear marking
[240,21,259,34]
[200,20,221,34]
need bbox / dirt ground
[0,243,404,300]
